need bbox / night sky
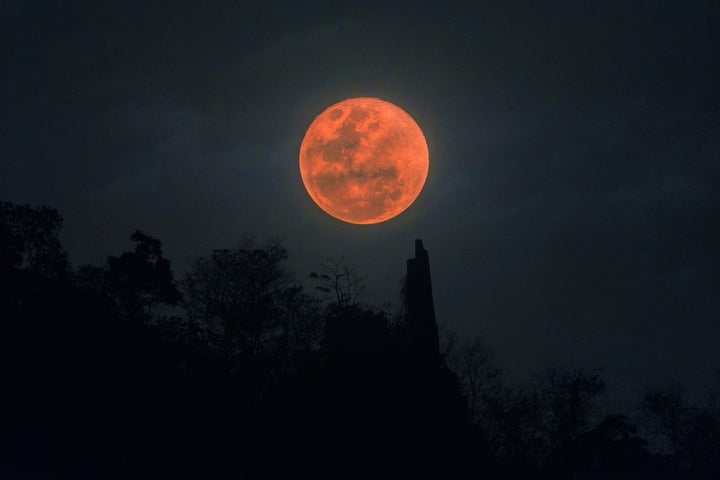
[3,1,719,400]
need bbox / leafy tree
[0,201,68,280]
[108,230,181,321]
[77,230,181,324]
[182,238,322,380]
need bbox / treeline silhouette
[2,201,718,479]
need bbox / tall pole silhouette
[405,239,439,369]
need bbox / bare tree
[638,380,690,456]
[480,383,543,463]
[688,382,720,472]
[533,367,607,452]
[310,256,365,307]
[638,377,720,473]
[455,335,502,423]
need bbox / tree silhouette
[640,381,690,457]
[639,379,720,475]
[534,367,607,452]
[452,335,502,424]
[0,201,68,281]
[476,381,543,466]
[5,200,718,478]
[559,413,651,478]
[310,255,366,307]
[182,238,322,401]
[108,230,182,322]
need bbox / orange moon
[299,97,429,224]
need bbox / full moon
[299,97,429,224]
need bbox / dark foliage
[0,201,68,280]
[3,202,718,479]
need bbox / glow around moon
[299,97,429,224]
